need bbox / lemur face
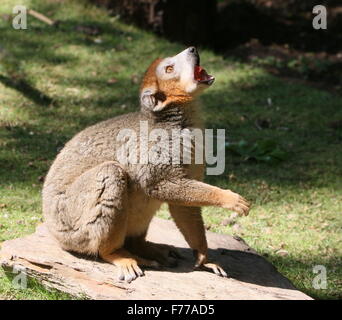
[140,47,215,112]
[155,47,215,95]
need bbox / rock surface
[0,218,311,300]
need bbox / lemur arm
[148,178,250,216]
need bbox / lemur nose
[188,46,197,54]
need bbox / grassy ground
[0,0,341,300]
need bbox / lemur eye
[165,65,174,73]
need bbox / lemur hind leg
[51,161,157,282]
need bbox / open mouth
[194,65,215,85]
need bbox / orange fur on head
[140,58,162,94]
[140,58,194,108]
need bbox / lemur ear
[140,89,165,112]
[140,89,156,110]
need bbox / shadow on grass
[0,124,69,187]
[0,75,54,106]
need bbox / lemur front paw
[222,190,251,216]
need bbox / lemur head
[140,47,215,112]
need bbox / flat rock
[0,218,311,300]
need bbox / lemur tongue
[194,65,215,85]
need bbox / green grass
[0,0,341,300]
[0,268,74,299]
